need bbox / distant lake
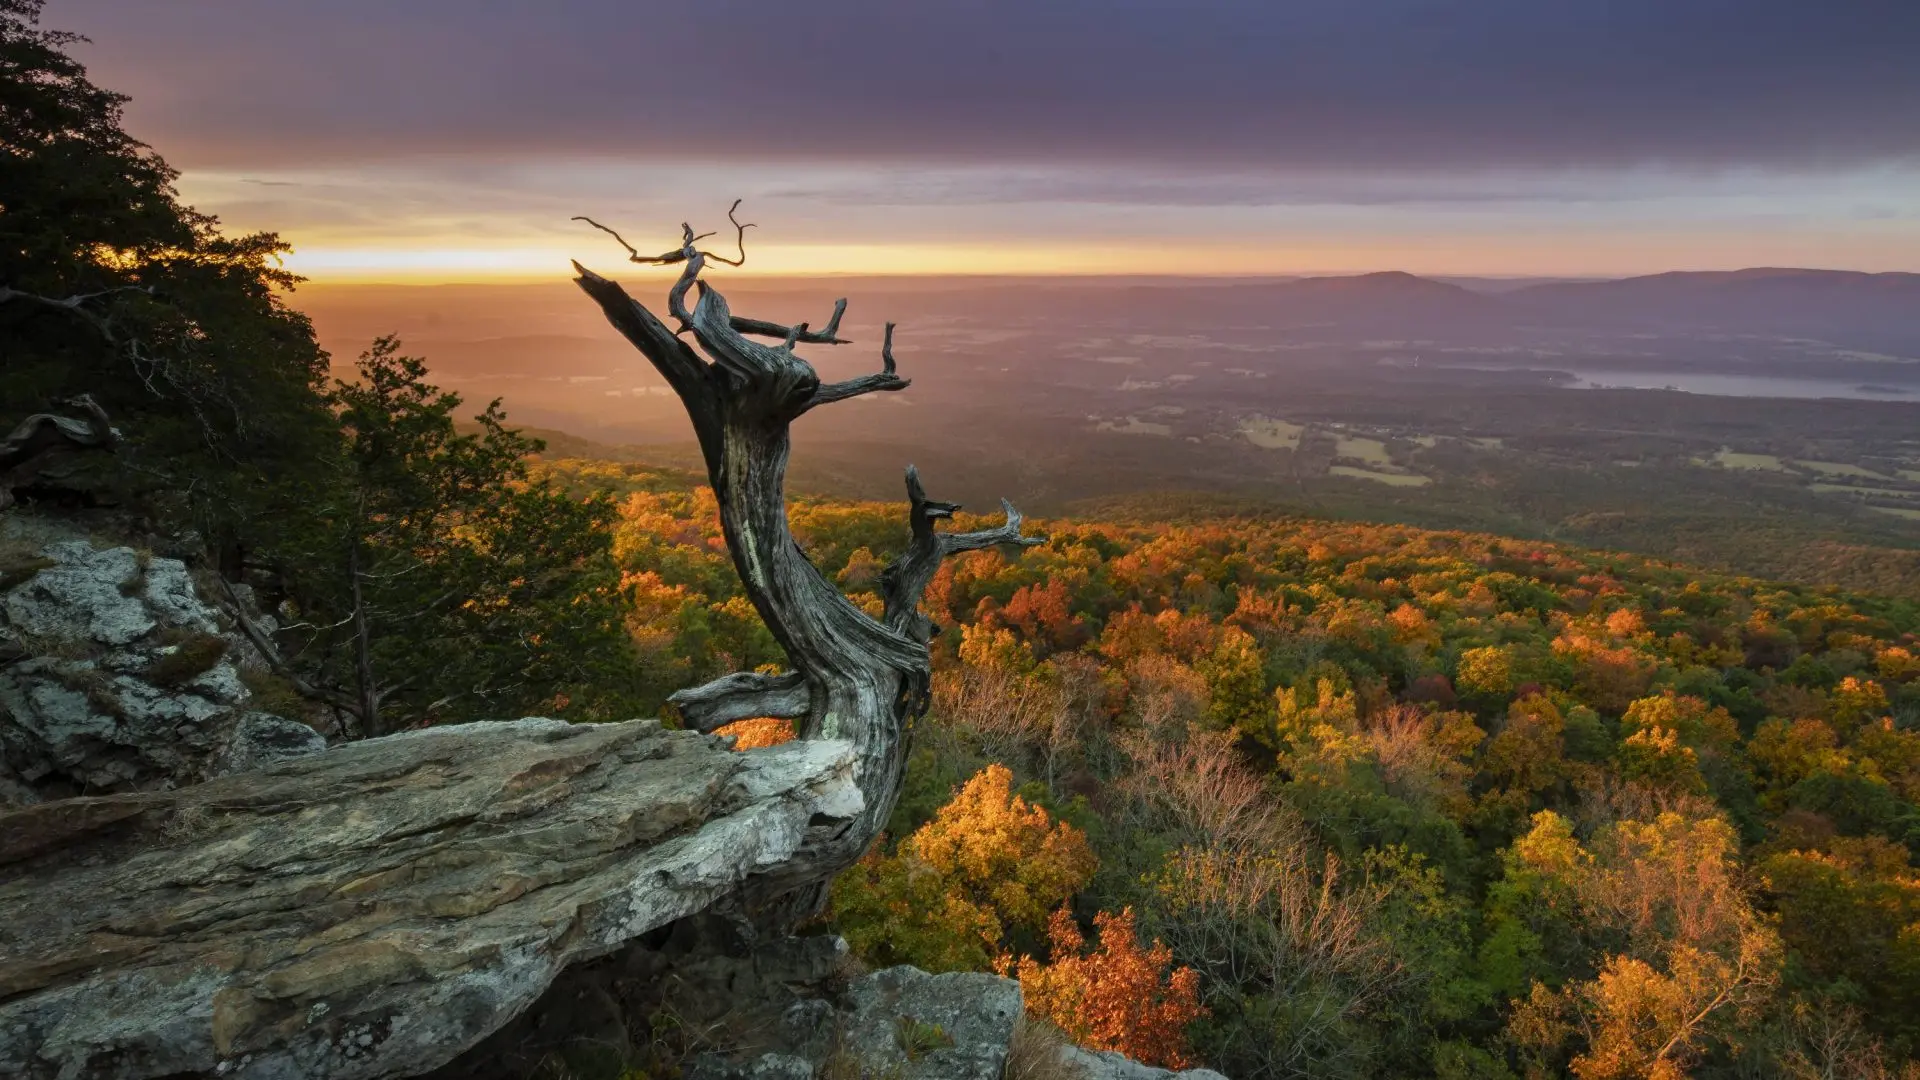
[1563,369,1920,401]
[1394,358,1920,401]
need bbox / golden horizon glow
[179,159,1920,286]
[282,240,1398,283]
[279,233,1920,285]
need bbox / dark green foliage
[0,1,333,532]
[267,339,640,733]
[3,10,641,736]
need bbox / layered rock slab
[0,718,862,1080]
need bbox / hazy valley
[303,268,1920,593]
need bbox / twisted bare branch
[705,199,756,268]
[880,465,1045,647]
[574,202,858,347]
[573,199,755,270]
[668,670,811,733]
[732,297,852,345]
[0,396,116,466]
[0,284,154,314]
[569,216,656,263]
[801,321,910,413]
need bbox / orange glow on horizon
[279,232,1919,285]
[278,239,1423,283]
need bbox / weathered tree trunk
[347,536,381,737]
[572,216,1041,907]
[0,394,117,511]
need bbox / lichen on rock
[0,521,321,804]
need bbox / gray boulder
[0,531,316,802]
[840,966,1024,1080]
[3,541,162,645]
[210,712,330,777]
[1063,1046,1233,1080]
[566,941,1233,1080]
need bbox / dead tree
[573,204,1043,907]
[0,394,118,511]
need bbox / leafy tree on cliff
[0,0,334,545]
[2,5,639,733]
[255,338,638,735]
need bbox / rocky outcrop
[0,717,865,1080]
[0,514,1221,1080]
[832,966,1022,1080]
[210,710,329,776]
[675,960,1029,1076]
[0,520,324,803]
[701,965,1227,1080]
[678,962,1231,1080]
[436,907,1229,1080]
[1062,1047,1231,1080]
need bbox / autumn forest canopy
[572,458,1920,1077]
[6,2,1920,1078]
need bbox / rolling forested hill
[546,454,1920,1080]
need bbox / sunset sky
[50,0,1920,281]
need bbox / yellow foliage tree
[1831,676,1892,730]
[832,764,1097,973]
[1877,645,1920,682]
[1618,727,1708,796]
[1621,692,1740,749]
[1457,645,1516,698]
[1507,811,1781,1079]
[906,764,1099,933]
[1272,675,1359,749]
[959,622,1038,673]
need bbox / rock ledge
[0,718,863,1080]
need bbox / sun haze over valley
[4,2,1920,1079]
[41,0,1920,586]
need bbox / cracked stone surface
[840,966,1023,1080]
[0,718,864,1080]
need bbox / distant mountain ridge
[1503,267,1920,347]
[300,265,1920,373]
[1117,266,1920,346]
[1510,266,1920,301]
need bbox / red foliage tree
[1011,907,1207,1069]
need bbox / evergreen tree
[260,339,640,734]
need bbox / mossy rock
[148,633,230,687]
[0,556,55,592]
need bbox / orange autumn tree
[1012,907,1207,1068]
[832,764,1097,972]
[712,716,795,749]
